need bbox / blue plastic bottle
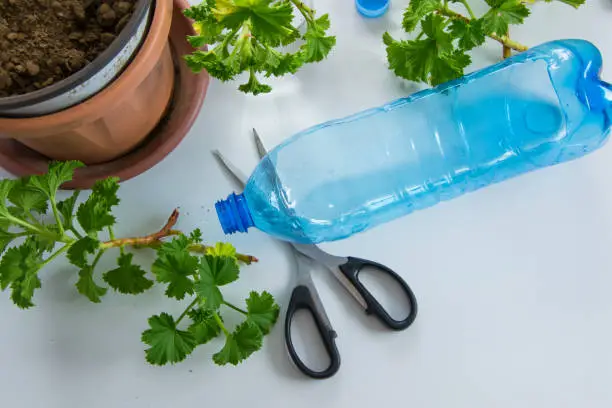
[216,39,612,244]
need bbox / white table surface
[2,0,612,407]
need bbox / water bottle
[215,39,612,244]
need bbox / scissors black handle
[338,257,418,331]
[284,285,341,379]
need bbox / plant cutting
[182,0,336,95]
[383,0,586,86]
[0,161,279,366]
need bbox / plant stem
[176,298,199,325]
[49,197,64,237]
[107,226,124,255]
[188,244,258,265]
[223,301,248,315]
[40,243,71,268]
[100,209,181,249]
[290,0,314,25]
[459,0,476,19]
[6,213,71,243]
[439,8,528,52]
[70,227,83,239]
[91,248,106,271]
[213,311,229,336]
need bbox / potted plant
[0,0,210,187]
[382,0,586,86]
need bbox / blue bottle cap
[355,0,390,18]
[215,192,254,235]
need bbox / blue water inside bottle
[216,39,612,244]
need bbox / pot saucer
[0,0,209,189]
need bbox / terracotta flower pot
[0,0,210,189]
[0,0,174,165]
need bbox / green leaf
[57,191,80,230]
[199,254,239,286]
[142,313,197,366]
[213,320,263,365]
[402,0,441,32]
[195,247,239,310]
[76,266,107,303]
[238,72,273,95]
[383,15,470,86]
[449,18,486,51]
[300,14,336,63]
[185,3,224,45]
[0,228,18,256]
[188,308,222,344]
[430,49,471,85]
[185,50,239,81]
[264,50,303,77]
[213,0,299,47]
[76,177,120,235]
[8,179,48,215]
[189,228,203,244]
[27,161,84,198]
[246,291,280,335]
[482,0,530,37]
[0,237,45,308]
[103,253,154,295]
[67,237,99,268]
[151,236,197,300]
[0,179,16,218]
[205,242,236,259]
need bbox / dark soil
[0,0,137,97]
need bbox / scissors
[212,129,418,379]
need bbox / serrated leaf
[67,237,99,268]
[402,0,441,32]
[246,291,280,335]
[57,191,80,230]
[213,0,300,47]
[0,237,45,308]
[205,242,236,259]
[238,72,273,95]
[0,228,18,256]
[76,177,120,235]
[188,308,222,344]
[450,18,486,50]
[27,161,84,199]
[8,179,48,215]
[383,15,471,86]
[299,14,336,64]
[103,253,154,294]
[482,0,530,36]
[152,236,197,300]
[199,254,239,286]
[142,313,197,366]
[189,228,203,244]
[213,320,263,365]
[76,266,107,303]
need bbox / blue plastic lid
[215,193,254,235]
[355,0,390,18]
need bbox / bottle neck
[215,193,254,235]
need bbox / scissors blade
[252,128,268,158]
[292,243,368,309]
[212,149,248,187]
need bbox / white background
[2,0,612,407]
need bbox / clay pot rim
[0,0,153,111]
[0,0,171,129]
